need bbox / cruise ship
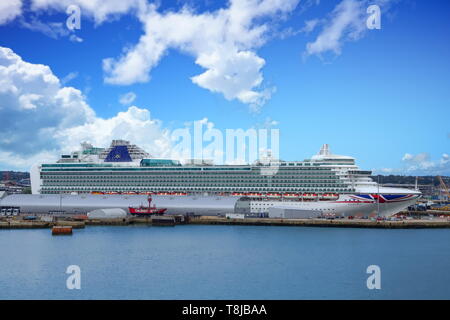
[30,140,421,217]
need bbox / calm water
[1,225,450,299]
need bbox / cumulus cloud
[15,0,137,42]
[0,0,22,25]
[440,153,449,166]
[69,34,83,42]
[0,46,171,170]
[0,46,95,156]
[305,0,365,57]
[119,91,137,105]
[400,152,450,175]
[102,0,299,109]
[30,0,146,25]
[305,0,394,58]
[60,71,78,85]
[301,19,321,34]
[58,106,172,158]
[19,16,71,39]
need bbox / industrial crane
[437,176,449,198]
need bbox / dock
[0,215,186,229]
[0,219,86,229]
[189,216,450,229]
[1,214,450,229]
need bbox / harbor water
[1,225,450,299]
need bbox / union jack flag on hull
[350,194,418,203]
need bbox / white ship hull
[251,191,421,217]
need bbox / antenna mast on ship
[377,175,381,217]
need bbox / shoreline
[2,215,450,229]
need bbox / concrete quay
[1,215,450,229]
[189,216,450,229]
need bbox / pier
[1,213,450,229]
[189,216,450,229]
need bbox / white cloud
[0,150,59,171]
[378,168,395,174]
[18,14,83,42]
[301,19,321,34]
[0,46,171,170]
[61,71,78,85]
[440,154,449,166]
[373,152,450,176]
[0,0,22,25]
[69,34,83,42]
[252,116,279,129]
[58,106,172,158]
[13,0,141,42]
[102,0,299,109]
[401,153,413,161]
[119,91,137,105]
[400,152,450,175]
[19,16,70,39]
[305,0,394,57]
[305,0,365,57]
[0,46,95,156]
[30,0,146,25]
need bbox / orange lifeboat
[321,193,339,200]
[283,193,299,198]
[267,193,282,198]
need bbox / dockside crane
[437,176,450,199]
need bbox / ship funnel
[318,144,331,156]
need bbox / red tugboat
[128,196,167,216]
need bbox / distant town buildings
[0,172,30,194]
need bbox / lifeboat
[267,193,282,198]
[302,193,318,200]
[321,193,339,200]
[283,193,299,198]
[247,193,262,198]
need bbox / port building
[0,194,250,216]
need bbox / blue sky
[0,0,449,175]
